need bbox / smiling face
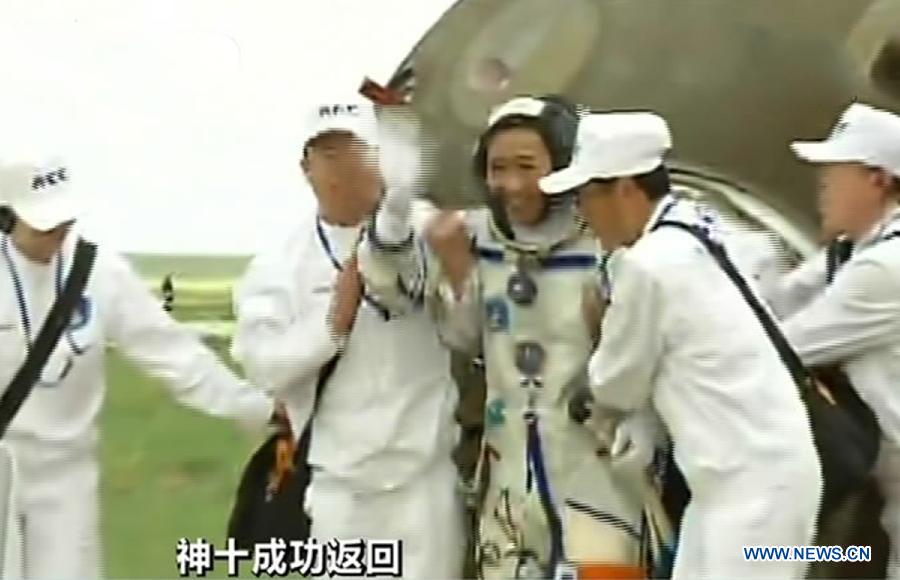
[302,131,382,225]
[484,125,553,227]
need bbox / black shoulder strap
[826,239,855,285]
[652,220,812,395]
[313,354,340,411]
[825,230,900,285]
[0,237,98,437]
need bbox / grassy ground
[100,343,261,579]
[129,254,251,282]
[101,255,259,578]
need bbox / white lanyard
[1,234,85,356]
[315,217,391,320]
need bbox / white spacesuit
[359,96,656,579]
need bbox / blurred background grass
[99,255,259,578]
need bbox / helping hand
[328,254,364,340]
[609,410,660,471]
[425,210,474,299]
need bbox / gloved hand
[425,209,474,299]
[609,408,661,471]
[568,386,595,425]
[374,107,424,246]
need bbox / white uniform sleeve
[433,270,483,355]
[762,249,828,320]
[588,252,664,413]
[783,256,900,367]
[102,252,274,433]
[230,250,339,401]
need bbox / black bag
[0,237,97,437]
[227,355,340,548]
[0,206,13,235]
[653,220,880,509]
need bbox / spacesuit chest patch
[486,398,506,428]
[484,296,510,332]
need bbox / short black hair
[633,165,671,201]
[891,176,900,195]
[473,95,579,180]
[302,130,359,160]
[588,165,671,201]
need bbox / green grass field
[99,255,259,578]
[102,344,262,578]
[129,254,251,281]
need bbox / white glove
[609,408,661,471]
[375,107,423,245]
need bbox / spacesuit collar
[510,203,577,246]
[489,199,583,255]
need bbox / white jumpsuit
[766,206,900,578]
[361,203,650,579]
[231,212,464,580]
[0,230,275,579]
[588,194,822,579]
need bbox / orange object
[577,563,647,579]
[359,77,408,105]
[269,433,297,494]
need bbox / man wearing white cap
[766,102,900,578]
[231,97,463,579]
[0,156,279,579]
[539,112,822,578]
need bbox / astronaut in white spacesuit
[359,95,656,579]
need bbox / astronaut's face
[303,131,382,224]
[485,127,551,227]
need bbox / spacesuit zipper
[524,410,566,577]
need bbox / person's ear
[300,155,310,176]
[871,168,893,192]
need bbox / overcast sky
[0,0,455,254]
